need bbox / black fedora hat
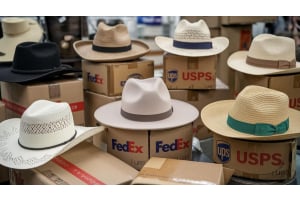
[0,42,81,83]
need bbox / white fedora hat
[94,77,199,130]
[155,19,229,57]
[228,34,300,75]
[201,85,300,141]
[0,100,104,169]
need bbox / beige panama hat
[73,22,150,62]
[155,19,229,57]
[94,77,199,130]
[0,100,104,169]
[201,85,300,141]
[0,17,43,62]
[227,34,300,75]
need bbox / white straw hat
[155,19,229,57]
[94,77,199,130]
[228,34,300,75]
[0,100,104,169]
[201,85,300,141]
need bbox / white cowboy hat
[0,100,104,169]
[94,77,199,130]
[155,19,229,57]
[0,17,44,62]
[73,22,150,62]
[227,34,300,75]
[201,85,300,141]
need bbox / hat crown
[1,17,30,35]
[11,42,61,73]
[121,77,172,116]
[248,34,296,61]
[18,100,76,149]
[93,22,131,48]
[229,85,289,125]
[174,19,211,42]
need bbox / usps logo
[167,70,178,83]
[216,140,230,163]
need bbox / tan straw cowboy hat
[228,34,300,75]
[73,22,150,62]
[155,19,229,57]
[0,17,43,62]
[201,85,300,141]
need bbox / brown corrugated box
[82,59,154,96]
[9,142,138,185]
[164,53,217,89]
[0,101,8,183]
[213,134,296,181]
[131,157,234,185]
[1,78,84,125]
[221,16,277,25]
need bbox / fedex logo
[87,72,103,84]
[156,138,189,153]
[112,139,143,153]
[167,70,178,83]
[216,141,230,163]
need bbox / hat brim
[0,118,104,169]
[94,99,199,130]
[0,64,81,83]
[73,40,150,62]
[155,36,229,57]
[0,18,43,62]
[201,100,300,141]
[228,51,300,75]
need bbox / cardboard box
[1,78,85,125]
[131,157,234,185]
[84,90,121,127]
[82,59,154,96]
[213,134,296,181]
[164,53,217,89]
[9,142,138,185]
[218,25,252,90]
[94,124,193,170]
[169,78,233,140]
[235,72,300,111]
[0,101,9,183]
[221,16,277,25]
[180,16,220,28]
[0,101,5,122]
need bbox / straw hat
[73,22,150,62]
[201,85,300,141]
[0,17,43,62]
[0,100,104,169]
[0,42,80,83]
[94,77,199,130]
[228,34,300,75]
[155,19,229,57]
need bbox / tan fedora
[155,19,229,57]
[0,17,43,62]
[201,85,300,141]
[73,22,150,62]
[228,34,300,75]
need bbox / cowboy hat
[0,99,104,169]
[155,19,229,57]
[94,77,199,130]
[73,22,150,62]
[0,41,81,83]
[227,34,300,75]
[201,85,300,141]
[0,17,43,62]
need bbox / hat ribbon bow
[227,115,289,136]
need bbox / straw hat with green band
[201,85,300,141]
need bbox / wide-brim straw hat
[155,19,229,57]
[73,22,150,62]
[201,85,300,141]
[94,77,199,130]
[0,100,104,169]
[228,34,300,75]
[0,17,43,62]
